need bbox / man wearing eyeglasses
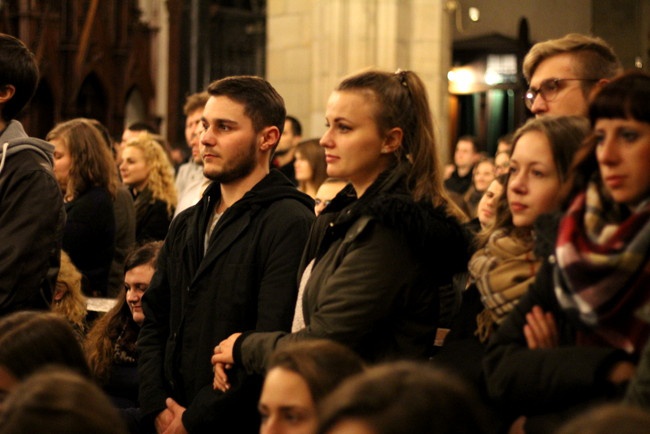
[523,33,622,117]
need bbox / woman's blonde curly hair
[123,132,178,215]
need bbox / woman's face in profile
[494,152,510,176]
[473,161,496,192]
[125,264,155,326]
[507,131,561,227]
[120,146,150,190]
[315,181,347,216]
[477,179,504,229]
[50,138,71,193]
[595,117,650,209]
[320,91,388,196]
[258,367,317,434]
[294,151,314,182]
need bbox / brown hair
[0,368,127,434]
[295,138,327,194]
[474,173,509,248]
[480,116,588,243]
[84,241,162,383]
[471,157,495,189]
[0,311,90,380]
[267,340,364,404]
[46,118,118,201]
[317,361,494,434]
[556,404,650,434]
[511,116,589,185]
[457,135,480,154]
[336,69,465,220]
[561,70,650,207]
[183,91,209,116]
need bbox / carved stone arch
[26,79,56,139]
[75,72,108,125]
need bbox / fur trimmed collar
[319,165,468,265]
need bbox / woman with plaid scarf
[484,71,650,433]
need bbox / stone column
[267,0,451,163]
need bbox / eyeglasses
[524,78,599,110]
[314,198,332,207]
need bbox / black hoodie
[0,120,64,315]
[138,169,314,433]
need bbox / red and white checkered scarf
[555,181,650,355]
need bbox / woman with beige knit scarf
[434,116,588,399]
[471,116,588,342]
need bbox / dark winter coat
[107,186,136,297]
[132,188,172,243]
[236,165,469,374]
[137,170,314,433]
[444,167,473,195]
[0,120,64,315]
[63,186,115,296]
[483,213,632,430]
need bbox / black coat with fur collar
[237,166,469,374]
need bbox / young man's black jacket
[0,120,64,315]
[138,170,314,433]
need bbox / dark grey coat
[0,120,64,315]
[236,165,468,374]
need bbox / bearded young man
[138,76,315,434]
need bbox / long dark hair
[0,311,90,380]
[561,71,650,207]
[267,340,364,404]
[84,241,162,383]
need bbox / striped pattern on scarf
[555,181,650,355]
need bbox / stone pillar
[267,0,451,163]
[409,0,453,165]
[138,0,169,135]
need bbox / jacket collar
[188,170,312,281]
[0,121,55,176]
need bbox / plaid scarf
[469,229,540,342]
[555,181,650,355]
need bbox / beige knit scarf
[469,229,540,342]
